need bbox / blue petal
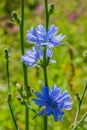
[38,110,44,116]
[50,41,58,47]
[52,34,65,42]
[39,47,44,57]
[41,42,53,47]
[26,27,38,43]
[32,99,46,107]
[57,91,71,102]
[29,27,37,36]
[56,102,64,109]
[22,55,36,66]
[22,55,35,63]
[36,25,46,37]
[63,102,72,110]
[33,46,40,60]
[51,85,62,99]
[35,91,45,100]
[48,25,58,38]
[43,106,52,116]
[27,50,35,59]
[41,86,50,100]
[27,35,38,43]
[49,34,65,47]
[59,110,64,122]
[46,47,53,58]
[57,95,71,103]
[53,109,59,122]
[53,109,64,122]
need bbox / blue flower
[26,24,65,47]
[22,46,55,67]
[33,85,72,122]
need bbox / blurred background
[0,0,87,130]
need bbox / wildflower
[33,85,72,122]
[26,24,65,47]
[22,46,55,67]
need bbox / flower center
[50,101,57,108]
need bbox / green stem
[25,102,37,114]
[74,81,87,125]
[20,0,29,130]
[44,115,48,130]
[72,113,87,130]
[43,0,49,129]
[43,46,48,86]
[9,103,19,130]
[44,0,49,31]
[20,0,24,55]
[5,50,10,93]
[43,66,48,86]
[43,61,48,130]
[43,46,48,130]
[5,49,19,130]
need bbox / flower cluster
[33,85,72,122]
[21,24,72,122]
[22,24,65,67]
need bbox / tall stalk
[43,0,49,130]
[44,0,49,31]
[43,46,48,130]
[5,49,19,130]
[20,0,29,130]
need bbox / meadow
[0,0,87,130]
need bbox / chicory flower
[33,85,72,122]
[22,46,55,67]
[26,24,65,47]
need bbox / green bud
[4,48,9,60]
[17,95,22,102]
[12,11,20,25]
[49,4,54,16]
[16,83,23,91]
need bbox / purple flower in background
[33,85,72,122]
[26,24,65,47]
[22,46,55,67]
[36,5,44,12]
